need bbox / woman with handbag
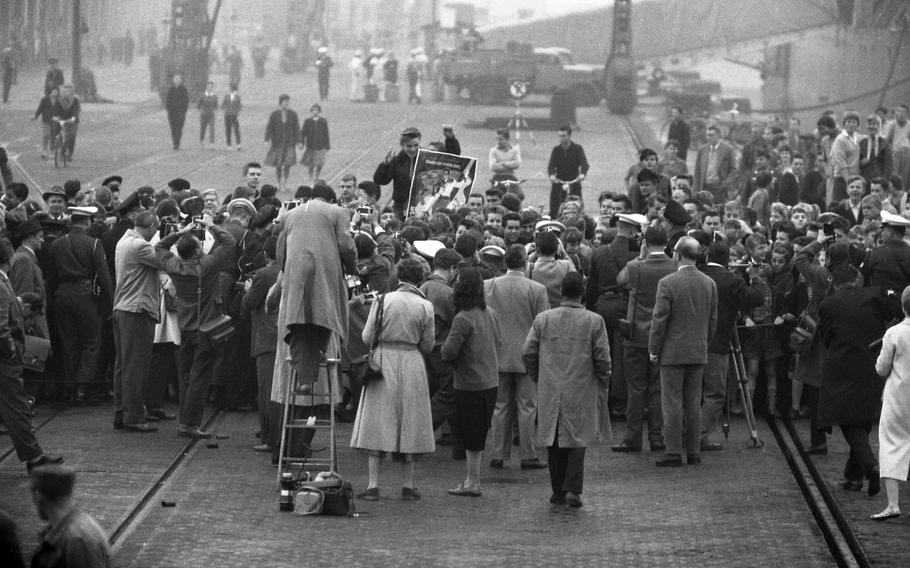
[350,258,435,502]
[441,268,501,497]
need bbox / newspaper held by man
[407,149,476,218]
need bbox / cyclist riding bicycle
[52,83,80,158]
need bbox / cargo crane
[155,0,223,103]
[605,0,636,114]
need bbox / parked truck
[442,42,604,106]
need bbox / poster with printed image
[407,149,477,218]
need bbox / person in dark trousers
[546,126,589,218]
[46,206,114,406]
[155,216,235,439]
[221,82,242,150]
[315,48,333,101]
[0,237,64,474]
[300,103,330,183]
[165,74,189,150]
[374,127,422,219]
[197,81,218,148]
[1,44,15,104]
[524,272,611,508]
[263,93,300,191]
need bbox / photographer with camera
[155,215,236,439]
[611,226,677,453]
[586,213,647,421]
[698,240,765,450]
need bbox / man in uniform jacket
[649,237,718,467]
[165,74,189,150]
[861,211,910,319]
[585,212,645,419]
[699,241,764,449]
[46,207,114,405]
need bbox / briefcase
[22,335,51,373]
[199,314,235,348]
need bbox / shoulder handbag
[195,264,234,349]
[22,334,51,373]
[363,294,385,384]
[300,472,356,517]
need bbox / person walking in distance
[523,272,611,507]
[197,81,218,149]
[222,82,242,150]
[264,94,300,191]
[300,104,330,183]
[165,74,189,150]
[649,237,718,467]
[315,47,333,101]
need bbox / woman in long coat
[817,267,887,493]
[264,93,300,190]
[872,285,910,520]
[350,258,435,502]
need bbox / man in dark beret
[662,199,691,256]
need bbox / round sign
[509,80,528,100]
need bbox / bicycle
[52,117,75,169]
[554,175,581,202]
[490,177,526,200]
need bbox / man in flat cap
[41,187,68,222]
[30,465,111,567]
[10,218,47,337]
[374,127,421,219]
[0,237,63,473]
[46,206,114,405]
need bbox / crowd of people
[1,96,909,527]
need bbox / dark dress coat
[264,108,300,168]
[817,285,888,428]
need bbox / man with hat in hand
[0,237,63,473]
[112,210,167,433]
[9,218,48,337]
[46,206,114,405]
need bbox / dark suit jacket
[859,135,893,182]
[585,236,637,326]
[829,199,863,227]
[700,264,764,353]
[300,116,330,150]
[242,263,280,357]
[694,141,735,193]
[649,265,718,365]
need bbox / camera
[190,220,206,241]
[163,221,180,236]
[823,223,834,237]
[356,205,374,218]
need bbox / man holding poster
[408,149,476,218]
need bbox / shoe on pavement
[489,459,504,469]
[148,408,177,421]
[401,487,421,501]
[611,441,642,453]
[870,508,901,521]
[700,440,723,452]
[655,454,684,468]
[122,423,158,433]
[807,444,828,455]
[565,492,583,508]
[549,493,566,504]
[520,458,547,470]
[841,479,863,491]
[357,487,380,501]
[177,425,212,439]
[448,484,481,497]
[27,454,64,473]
